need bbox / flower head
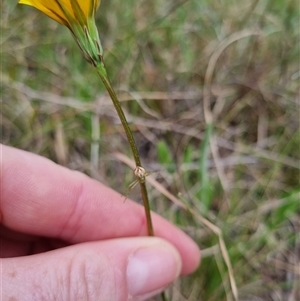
[19,0,103,65]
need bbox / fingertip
[181,238,201,275]
[151,215,201,275]
[127,238,182,297]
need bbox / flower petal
[19,0,69,26]
[19,0,101,24]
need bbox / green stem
[161,291,168,301]
[95,59,154,236]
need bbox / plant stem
[95,59,154,236]
[96,59,168,301]
[161,291,168,301]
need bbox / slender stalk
[95,59,154,236]
[96,58,168,301]
[161,291,167,301]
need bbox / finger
[3,237,181,301]
[1,144,200,274]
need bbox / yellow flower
[19,0,103,65]
[19,0,100,28]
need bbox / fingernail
[126,241,181,297]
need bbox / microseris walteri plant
[19,0,155,237]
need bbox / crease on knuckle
[58,176,86,241]
[65,250,117,301]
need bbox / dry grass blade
[113,152,239,301]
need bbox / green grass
[1,0,299,300]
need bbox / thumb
[3,237,182,301]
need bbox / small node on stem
[134,166,147,183]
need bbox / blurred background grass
[1,0,300,300]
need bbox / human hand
[1,144,200,301]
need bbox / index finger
[0,144,200,274]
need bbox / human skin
[0,144,200,301]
